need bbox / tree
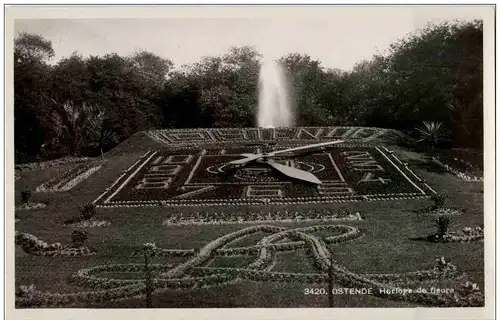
[318,68,347,124]
[14,33,54,63]
[279,53,332,126]
[129,51,174,129]
[86,54,158,139]
[327,255,334,307]
[381,20,482,134]
[161,46,262,128]
[449,20,483,149]
[13,21,483,164]
[341,56,392,127]
[222,46,262,127]
[141,242,159,308]
[161,69,212,128]
[129,50,173,89]
[14,33,55,162]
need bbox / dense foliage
[14,20,483,163]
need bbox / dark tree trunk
[328,255,334,308]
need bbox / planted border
[36,162,103,192]
[15,232,96,257]
[432,157,483,182]
[162,209,364,226]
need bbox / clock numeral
[173,185,217,199]
[357,173,391,185]
[342,151,385,171]
[163,155,194,164]
[243,185,284,198]
[149,165,182,175]
[133,154,194,190]
[136,176,173,189]
[317,182,354,196]
[295,128,324,140]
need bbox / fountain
[256,59,294,128]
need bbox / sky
[13,6,486,71]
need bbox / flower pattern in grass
[16,224,483,308]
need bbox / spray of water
[256,59,294,128]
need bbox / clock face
[95,127,432,207]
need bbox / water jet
[256,59,294,128]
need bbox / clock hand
[240,153,257,157]
[229,153,262,166]
[229,140,344,167]
[229,140,344,166]
[267,140,344,157]
[265,159,322,185]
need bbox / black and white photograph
[3,4,496,320]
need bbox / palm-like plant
[89,118,117,160]
[50,100,116,158]
[415,121,449,148]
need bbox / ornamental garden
[14,127,485,308]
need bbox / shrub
[436,215,451,239]
[80,203,97,220]
[336,208,351,219]
[71,230,88,247]
[430,193,446,210]
[415,121,449,149]
[20,189,32,204]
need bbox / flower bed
[130,248,195,258]
[95,144,431,208]
[162,208,364,226]
[432,157,483,182]
[15,202,47,211]
[16,223,483,308]
[15,232,96,257]
[36,162,103,192]
[15,157,90,172]
[65,220,111,228]
[428,226,484,243]
[426,207,463,216]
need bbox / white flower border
[432,157,483,182]
[15,156,90,172]
[93,150,156,205]
[36,163,103,192]
[64,220,111,228]
[162,210,364,226]
[15,202,47,211]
